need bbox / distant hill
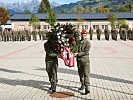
[0,0,133,15]
[0,0,61,15]
[54,0,133,13]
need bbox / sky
[2,0,81,4]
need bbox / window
[82,25,88,29]
[93,25,99,29]
[102,25,108,29]
[19,25,25,30]
[75,25,79,29]
[43,25,49,29]
[85,25,88,29]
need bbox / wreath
[47,23,81,54]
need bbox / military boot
[78,84,84,90]
[85,85,90,95]
[49,85,52,90]
[51,84,56,92]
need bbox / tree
[23,9,31,14]
[38,0,57,27]
[120,24,129,30]
[98,7,110,13]
[76,10,85,29]
[0,7,10,25]
[84,6,90,13]
[71,7,78,13]
[78,6,85,13]
[117,19,126,28]
[60,8,67,13]
[46,8,57,27]
[119,6,130,12]
[29,14,40,29]
[107,13,117,29]
[38,0,51,13]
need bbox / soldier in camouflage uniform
[44,38,58,92]
[32,30,37,41]
[104,27,110,41]
[38,30,42,40]
[3,29,7,42]
[96,27,102,40]
[121,28,127,41]
[89,27,93,40]
[75,29,91,95]
[111,27,118,41]
[0,30,2,41]
[131,28,133,40]
[127,28,132,40]
[42,30,48,40]
[1,30,4,41]
[28,30,31,41]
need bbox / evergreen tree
[38,0,51,13]
[117,19,126,28]
[60,8,67,13]
[29,14,40,29]
[23,9,31,14]
[46,8,57,27]
[38,0,57,27]
[84,6,90,13]
[71,7,78,13]
[98,7,110,13]
[107,13,117,29]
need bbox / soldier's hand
[58,54,62,58]
[49,53,57,57]
[74,53,78,56]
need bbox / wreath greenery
[47,23,81,54]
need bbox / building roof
[10,12,133,21]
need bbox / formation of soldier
[0,29,48,42]
[1,27,133,42]
[88,27,133,41]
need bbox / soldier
[96,26,102,40]
[104,27,110,41]
[11,30,14,41]
[131,28,133,40]
[19,30,23,41]
[3,29,7,42]
[6,29,9,41]
[75,29,91,95]
[0,30,2,41]
[0,30,4,41]
[119,28,122,40]
[21,30,25,41]
[27,30,31,41]
[89,27,93,40]
[111,27,118,41]
[38,30,42,40]
[127,28,132,40]
[42,30,48,40]
[32,29,37,41]
[121,28,127,41]
[44,37,58,92]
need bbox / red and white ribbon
[61,47,74,67]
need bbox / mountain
[0,0,61,15]
[1,0,133,15]
[54,0,133,13]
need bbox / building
[9,12,133,32]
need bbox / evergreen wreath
[47,23,81,54]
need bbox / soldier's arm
[78,41,91,57]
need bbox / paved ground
[0,35,133,100]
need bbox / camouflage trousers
[77,59,90,86]
[46,60,58,85]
